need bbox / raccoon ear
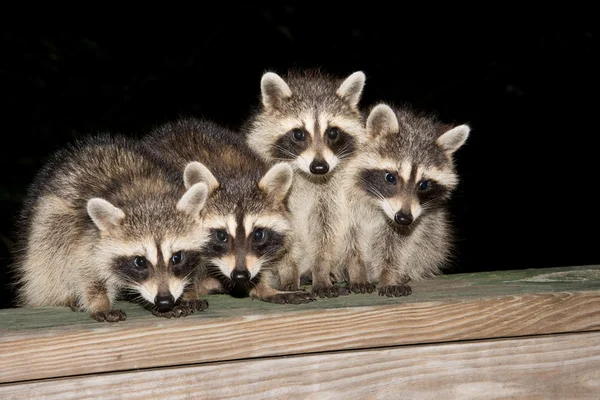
[437,124,471,154]
[336,71,366,109]
[259,162,293,203]
[261,72,292,111]
[366,104,399,137]
[177,182,209,219]
[87,198,125,233]
[183,161,219,193]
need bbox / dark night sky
[1,9,598,308]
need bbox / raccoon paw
[346,282,376,294]
[311,285,350,298]
[378,284,412,297]
[280,283,300,292]
[264,291,316,304]
[182,299,209,311]
[91,309,127,323]
[152,303,196,319]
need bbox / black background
[1,9,598,308]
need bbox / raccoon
[242,69,366,297]
[341,103,470,296]
[11,135,211,322]
[142,117,314,304]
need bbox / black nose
[231,270,250,282]
[309,160,329,175]
[394,211,413,226]
[154,294,175,311]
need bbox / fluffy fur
[340,103,470,296]
[243,69,367,297]
[11,135,210,322]
[142,117,314,304]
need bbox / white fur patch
[244,213,291,236]
[297,148,316,174]
[378,198,400,222]
[169,277,186,301]
[138,282,157,304]
[423,167,458,189]
[411,201,422,221]
[211,255,235,279]
[400,160,412,184]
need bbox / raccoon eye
[417,180,430,191]
[215,230,228,243]
[384,172,396,185]
[134,256,147,268]
[326,127,340,141]
[290,128,306,141]
[252,228,266,243]
[171,252,183,264]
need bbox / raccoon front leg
[82,281,126,322]
[277,250,301,291]
[250,281,315,304]
[345,252,376,294]
[377,267,412,297]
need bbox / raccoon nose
[154,294,175,311]
[394,211,414,226]
[231,270,250,282]
[309,160,329,175]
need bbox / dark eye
[215,230,228,243]
[253,228,266,243]
[417,180,430,191]
[291,128,306,141]
[134,256,147,268]
[171,252,182,264]
[326,127,340,140]
[384,172,396,185]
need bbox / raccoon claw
[91,309,127,323]
[265,291,316,304]
[312,285,350,298]
[346,282,376,294]
[378,284,412,297]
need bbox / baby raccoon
[341,103,470,296]
[142,117,314,304]
[243,69,366,297]
[11,135,211,322]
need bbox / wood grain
[2,332,599,399]
[1,289,599,384]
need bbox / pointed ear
[259,162,293,203]
[177,182,208,219]
[437,124,470,154]
[336,71,366,109]
[261,72,292,111]
[87,198,125,233]
[366,104,399,138]
[183,161,219,193]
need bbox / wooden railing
[1,265,599,399]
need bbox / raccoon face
[248,70,366,178]
[356,104,470,227]
[87,173,209,311]
[197,162,293,287]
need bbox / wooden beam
[1,265,600,383]
[2,332,599,399]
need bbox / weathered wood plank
[1,265,600,384]
[2,332,599,399]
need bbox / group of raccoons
[10,69,470,322]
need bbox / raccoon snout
[309,160,329,175]
[154,294,175,311]
[231,270,250,282]
[394,211,414,226]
